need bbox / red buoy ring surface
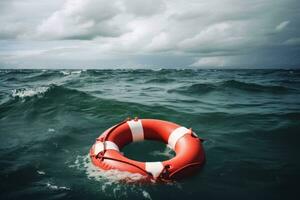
[89,118,205,181]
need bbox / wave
[2,70,71,83]
[1,85,89,120]
[11,87,50,98]
[168,83,216,95]
[2,84,182,125]
[24,71,62,81]
[10,84,91,100]
[145,78,175,84]
[60,70,85,76]
[220,80,290,93]
[168,80,291,96]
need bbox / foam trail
[69,154,154,199]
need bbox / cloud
[283,37,300,45]
[1,0,300,68]
[35,0,167,40]
[190,56,232,67]
[275,21,290,32]
[0,23,26,40]
[145,32,172,52]
[122,0,166,16]
[0,0,62,39]
[36,0,125,40]
[178,22,251,53]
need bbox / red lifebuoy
[89,118,205,181]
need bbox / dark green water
[0,69,300,199]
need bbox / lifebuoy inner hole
[121,140,175,162]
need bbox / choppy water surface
[0,69,299,199]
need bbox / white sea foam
[70,154,146,183]
[142,190,152,200]
[37,170,46,175]
[69,154,154,199]
[11,87,49,98]
[60,70,70,75]
[150,145,175,159]
[48,128,55,132]
[46,182,71,191]
[69,154,182,199]
[71,70,82,74]
[60,70,83,76]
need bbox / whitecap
[71,70,82,75]
[46,182,70,191]
[48,128,55,132]
[142,190,152,200]
[37,170,46,175]
[11,87,49,98]
[60,71,70,75]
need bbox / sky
[0,0,300,69]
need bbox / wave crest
[168,80,291,96]
[11,87,49,98]
[221,80,290,93]
[145,78,175,84]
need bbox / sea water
[0,69,299,199]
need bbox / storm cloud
[0,0,299,68]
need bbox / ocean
[0,69,299,199]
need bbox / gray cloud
[276,21,290,32]
[0,0,62,39]
[34,0,167,40]
[122,0,166,16]
[36,0,124,40]
[0,0,300,68]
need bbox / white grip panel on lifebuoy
[127,120,144,142]
[145,162,164,178]
[94,141,119,155]
[168,127,190,150]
